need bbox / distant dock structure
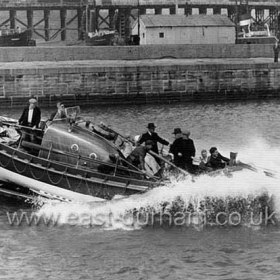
[0,0,279,42]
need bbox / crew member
[18,98,41,147]
[18,98,41,129]
[138,123,169,155]
[182,130,196,172]
[207,147,230,170]
[138,122,169,167]
[127,140,154,171]
[169,128,186,169]
[49,101,66,121]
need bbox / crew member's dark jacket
[183,138,196,163]
[18,106,41,128]
[207,153,230,170]
[139,132,169,154]
[169,137,186,169]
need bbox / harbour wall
[0,57,279,108]
[0,44,275,62]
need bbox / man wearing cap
[138,123,169,156]
[127,140,154,171]
[18,98,41,129]
[169,128,186,169]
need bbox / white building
[131,14,236,45]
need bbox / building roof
[139,14,235,28]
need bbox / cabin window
[159,32,164,38]
[142,33,145,38]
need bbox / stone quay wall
[0,44,278,108]
[0,57,279,108]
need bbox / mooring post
[60,8,67,41]
[27,9,33,37]
[44,9,50,41]
[9,9,16,30]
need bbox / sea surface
[1,100,280,280]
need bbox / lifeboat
[0,108,277,203]
[0,109,161,203]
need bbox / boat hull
[236,36,277,44]
[85,33,115,46]
[0,143,154,201]
[0,30,36,47]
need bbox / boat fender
[89,152,97,159]
[71,144,79,152]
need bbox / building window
[159,32,164,38]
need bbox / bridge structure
[0,0,279,42]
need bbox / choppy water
[1,100,280,280]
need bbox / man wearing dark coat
[18,98,41,147]
[169,128,186,169]
[18,98,41,128]
[182,131,196,172]
[138,123,169,155]
[207,147,230,170]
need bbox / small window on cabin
[142,33,145,38]
[159,32,164,38]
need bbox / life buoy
[71,144,79,152]
[89,152,97,159]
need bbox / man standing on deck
[18,98,41,148]
[182,130,196,172]
[18,98,41,130]
[138,123,169,161]
[169,128,186,169]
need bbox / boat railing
[4,120,138,175]
[1,119,159,180]
[21,140,158,181]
